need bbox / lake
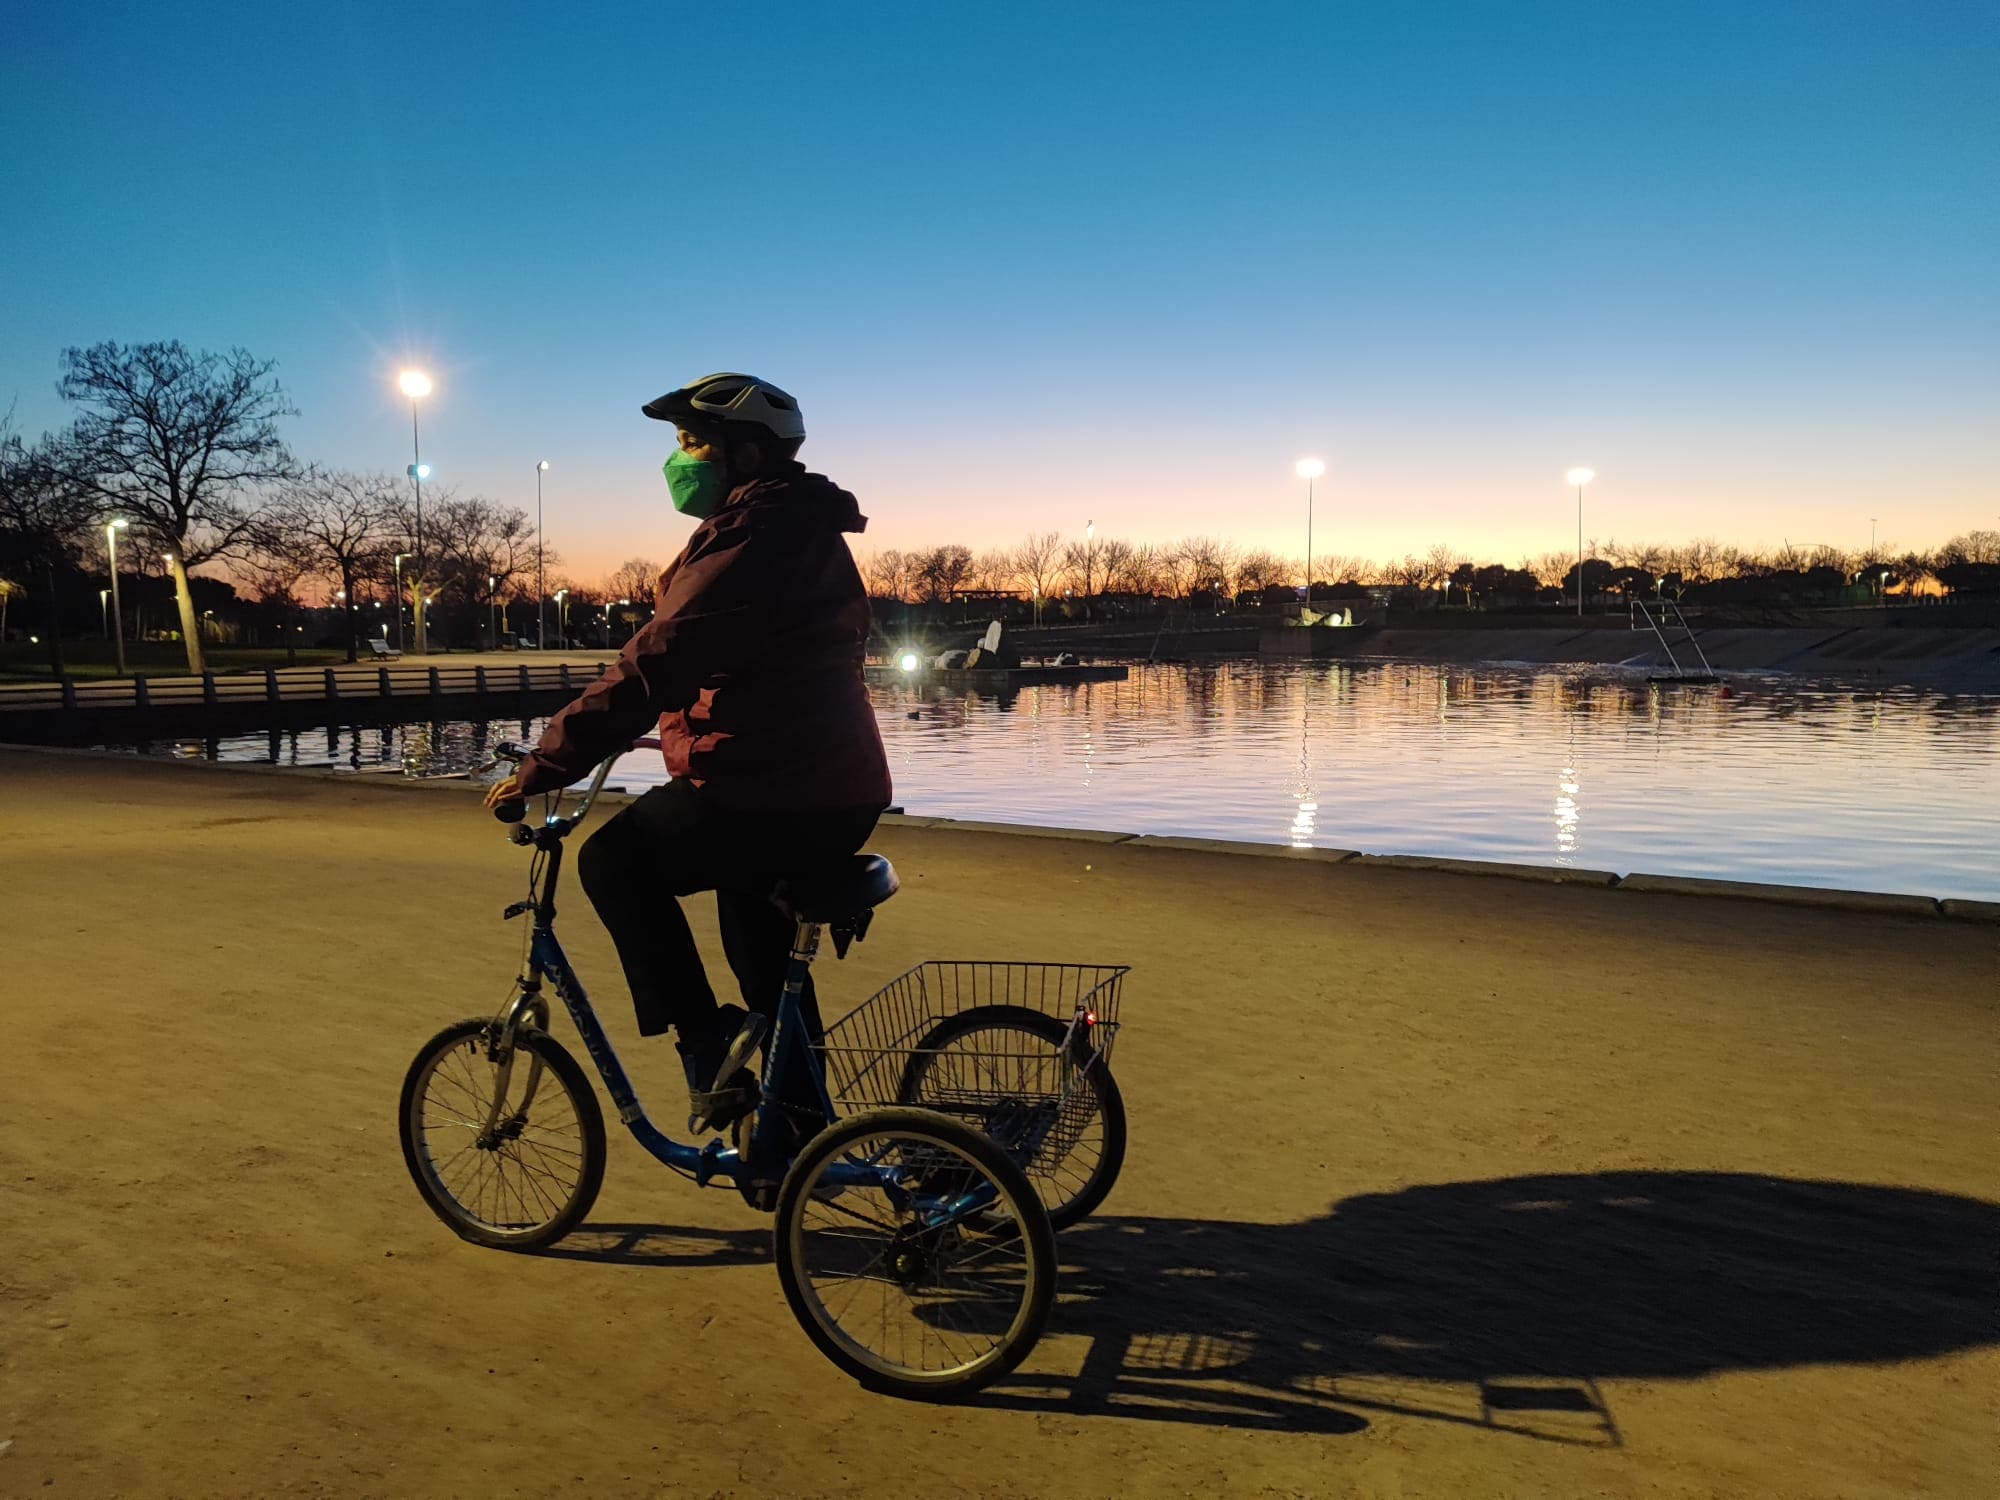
[106,660,2000,901]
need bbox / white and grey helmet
[642,372,805,443]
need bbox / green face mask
[663,449,728,519]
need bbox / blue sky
[3,1,1993,578]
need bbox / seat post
[784,919,822,999]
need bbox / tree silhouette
[57,341,298,673]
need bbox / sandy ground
[2,750,1995,1500]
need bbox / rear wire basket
[816,962,1127,1162]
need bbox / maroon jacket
[516,463,891,813]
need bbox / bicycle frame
[484,754,986,1211]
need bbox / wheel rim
[789,1126,1043,1384]
[906,1026,1109,1218]
[411,1032,588,1240]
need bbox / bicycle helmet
[642,373,805,443]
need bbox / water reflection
[94,662,2000,900]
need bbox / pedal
[709,1013,769,1092]
[687,1085,754,1137]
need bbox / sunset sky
[3,2,1993,584]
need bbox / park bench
[367,639,402,661]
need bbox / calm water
[110,661,2000,900]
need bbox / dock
[0,660,591,743]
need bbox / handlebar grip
[493,798,528,824]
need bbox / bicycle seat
[772,855,899,923]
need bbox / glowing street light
[1296,458,1325,599]
[397,368,433,654]
[104,518,129,676]
[489,574,500,646]
[536,460,551,649]
[898,651,920,673]
[1566,467,1596,617]
[100,589,111,640]
[554,587,569,649]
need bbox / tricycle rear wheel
[897,1005,1126,1228]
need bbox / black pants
[576,777,880,1058]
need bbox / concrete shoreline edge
[7,741,1996,925]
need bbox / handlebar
[488,736,659,826]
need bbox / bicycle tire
[773,1107,1057,1400]
[896,1005,1127,1229]
[399,1017,607,1250]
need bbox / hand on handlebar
[485,774,527,812]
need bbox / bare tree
[56,341,298,672]
[1668,537,1724,585]
[0,415,97,675]
[1156,539,1202,601]
[969,549,1020,594]
[1233,548,1286,595]
[1317,552,1371,586]
[1176,536,1238,598]
[911,544,973,603]
[859,548,912,602]
[1422,543,1463,592]
[1061,529,1109,610]
[1104,541,1161,596]
[1521,552,1571,590]
[392,490,542,645]
[1012,531,1066,606]
[1937,529,2000,565]
[606,557,662,603]
[238,528,316,664]
[1769,540,1810,573]
[267,469,401,661]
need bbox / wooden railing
[0,662,584,714]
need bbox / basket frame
[814,961,1127,1117]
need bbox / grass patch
[0,642,351,682]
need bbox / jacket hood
[727,462,867,534]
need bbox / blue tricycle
[397,740,1128,1398]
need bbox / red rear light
[1084,1010,1097,1027]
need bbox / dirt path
[3,751,1994,1499]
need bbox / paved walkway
[4,751,1994,1498]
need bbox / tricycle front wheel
[399,1017,607,1250]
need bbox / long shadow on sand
[980,1170,2000,1443]
[541,1171,1997,1444]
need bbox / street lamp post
[536,460,550,648]
[398,370,433,654]
[1566,467,1596,617]
[1296,458,1326,605]
[554,588,568,648]
[104,518,128,675]
[99,589,111,640]
[1082,519,1095,619]
[489,575,500,647]
[392,554,409,652]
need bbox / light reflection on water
[105,661,2000,900]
